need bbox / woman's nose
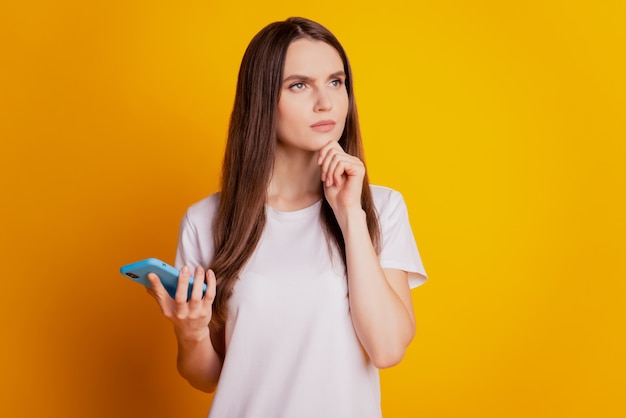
[314,90,333,112]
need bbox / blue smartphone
[120,258,207,299]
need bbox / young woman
[146,17,426,418]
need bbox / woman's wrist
[174,325,211,344]
[336,206,367,235]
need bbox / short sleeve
[174,194,218,270]
[375,187,427,288]
[174,211,201,269]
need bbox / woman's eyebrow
[282,71,346,83]
[328,71,346,79]
[283,74,312,83]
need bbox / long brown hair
[209,17,380,356]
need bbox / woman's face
[276,39,349,153]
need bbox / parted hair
[208,17,380,357]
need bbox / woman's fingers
[146,265,216,339]
[146,273,175,317]
[328,154,351,187]
[146,266,217,324]
[319,144,347,186]
[317,141,337,165]
[317,142,366,213]
[189,266,206,302]
[174,266,192,305]
[147,272,168,300]
[203,269,217,309]
[322,152,362,188]
[318,141,342,181]
[323,151,337,185]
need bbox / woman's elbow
[370,345,407,369]
[184,376,218,393]
[177,365,219,393]
[193,381,218,393]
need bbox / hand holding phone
[120,258,207,300]
[122,258,216,343]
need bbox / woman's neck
[267,145,322,211]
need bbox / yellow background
[2,1,624,417]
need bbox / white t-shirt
[175,185,426,418]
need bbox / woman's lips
[310,120,336,132]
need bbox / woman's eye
[329,79,343,87]
[290,82,306,90]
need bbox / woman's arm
[341,208,416,368]
[147,266,222,392]
[319,142,417,368]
